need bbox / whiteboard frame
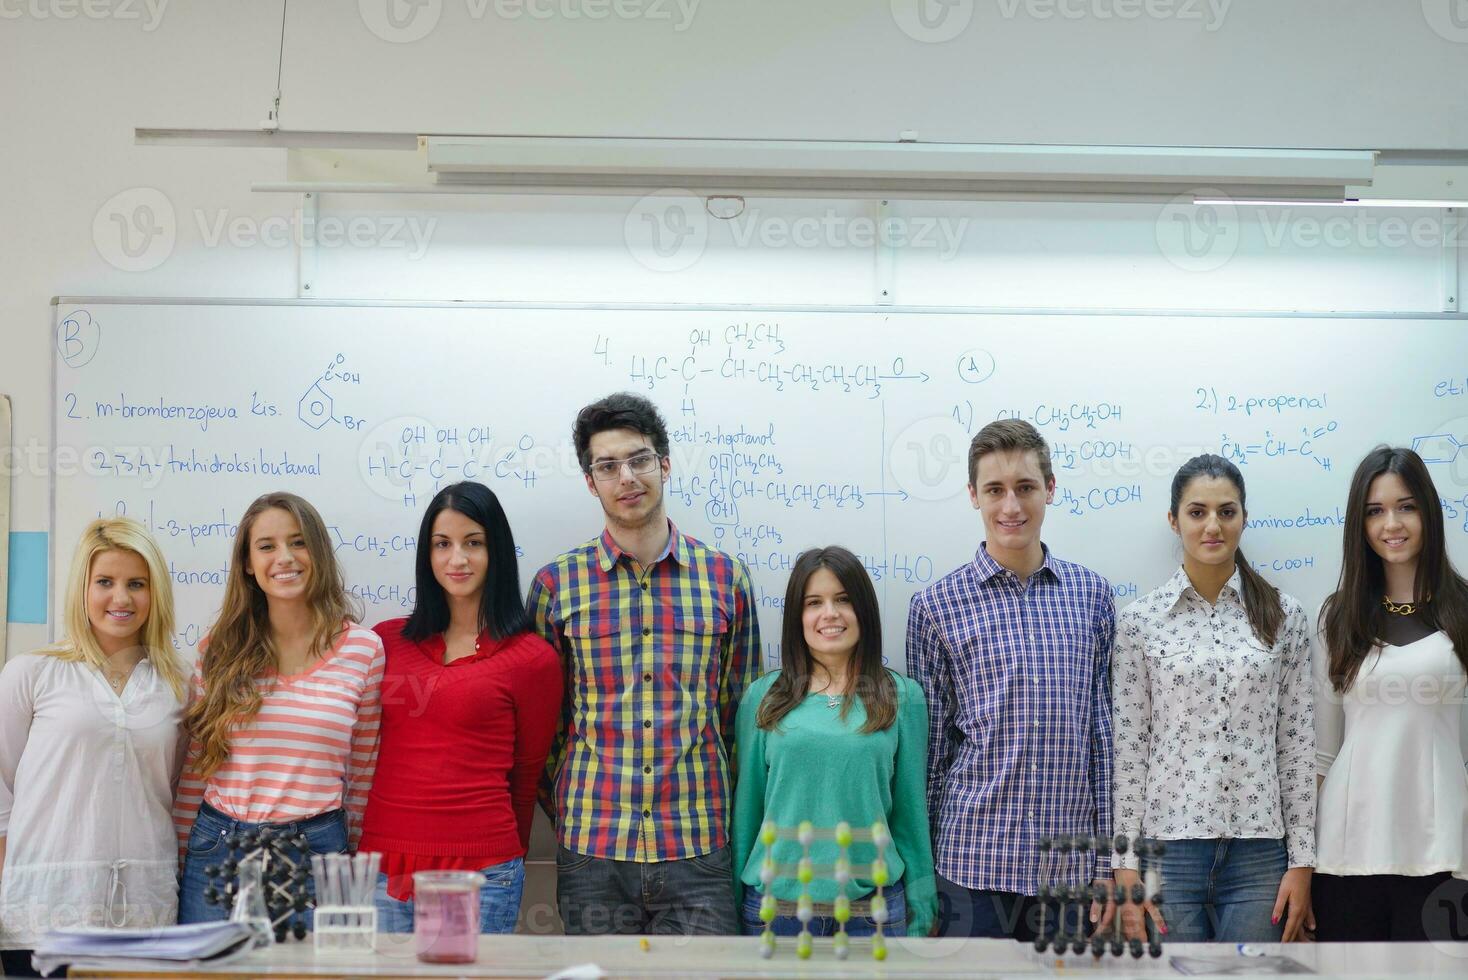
[47,296,1468,643]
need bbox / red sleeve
[508,634,564,853]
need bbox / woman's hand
[1273,867,1313,942]
[1112,868,1166,941]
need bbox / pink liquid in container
[413,871,485,963]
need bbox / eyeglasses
[588,451,663,482]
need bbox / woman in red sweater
[362,481,561,934]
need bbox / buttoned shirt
[908,543,1115,895]
[1112,567,1315,869]
[528,520,761,862]
[0,653,185,948]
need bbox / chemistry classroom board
[49,300,1468,668]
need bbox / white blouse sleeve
[0,655,40,836]
[1276,601,1316,867]
[1110,609,1150,871]
[1459,657,1468,776]
[1312,610,1345,778]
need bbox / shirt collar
[972,541,1060,585]
[1161,565,1245,610]
[596,519,683,573]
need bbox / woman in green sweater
[732,546,937,938]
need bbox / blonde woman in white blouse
[1112,454,1315,945]
[1313,447,1468,942]
[0,518,189,976]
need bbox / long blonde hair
[44,517,188,702]
[185,492,359,779]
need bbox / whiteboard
[49,301,1468,670]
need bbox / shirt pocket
[1142,634,1203,708]
[563,608,623,675]
[667,607,730,707]
[1234,628,1284,691]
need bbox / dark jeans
[1315,872,1468,943]
[555,844,738,936]
[935,875,1072,941]
[178,801,348,927]
[740,880,908,937]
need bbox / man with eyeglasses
[528,392,761,936]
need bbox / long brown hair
[185,492,359,779]
[756,546,897,733]
[1321,446,1468,692]
[1170,454,1284,647]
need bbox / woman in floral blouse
[1111,454,1315,944]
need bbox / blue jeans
[178,801,349,927]
[741,880,907,937]
[373,858,525,935]
[1159,838,1286,943]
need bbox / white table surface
[63,936,1468,978]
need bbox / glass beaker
[413,871,484,963]
[230,854,274,948]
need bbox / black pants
[935,874,1076,941]
[1,949,41,978]
[1314,872,1468,942]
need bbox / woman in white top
[0,518,189,976]
[1113,454,1315,944]
[1313,446,1468,942]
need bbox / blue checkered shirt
[907,543,1115,895]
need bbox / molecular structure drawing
[1413,432,1466,465]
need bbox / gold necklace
[1382,595,1420,616]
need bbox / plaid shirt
[528,521,761,862]
[907,543,1115,895]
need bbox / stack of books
[29,921,260,976]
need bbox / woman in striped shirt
[174,492,385,927]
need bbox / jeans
[1158,837,1286,943]
[936,876,1069,940]
[373,858,525,935]
[178,801,349,928]
[555,844,738,935]
[740,880,907,937]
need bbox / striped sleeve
[343,630,386,849]
[172,667,208,859]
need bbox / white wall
[292,0,1468,149]
[3,4,1467,659]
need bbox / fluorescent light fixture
[423,137,1376,203]
[1197,197,1460,208]
[135,128,419,150]
[139,127,1388,204]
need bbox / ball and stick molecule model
[1035,833,1165,960]
[202,827,313,943]
[754,819,892,962]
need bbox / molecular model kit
[753,819,894,962]
[202,827,313,943]
[1035,833,1166,960]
